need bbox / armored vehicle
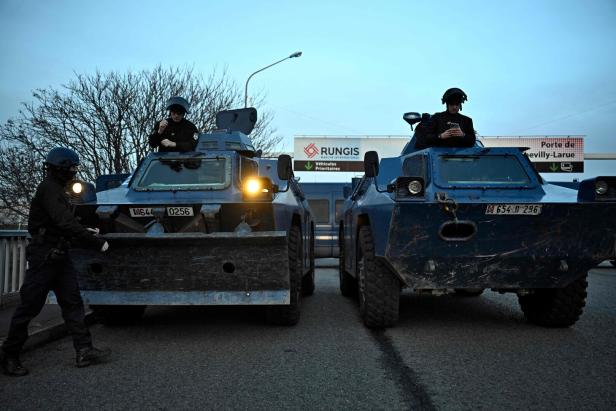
[338,112,616,328]
[60,108,315,326]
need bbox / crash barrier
[0,230,28,305]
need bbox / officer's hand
[449,127,464,137]
[158,120,169,134]
[440,129,453,139]
[441,129,463,139]
[86,227,100,236]
[161,139,177,148]
[101,241,109,252]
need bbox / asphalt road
[1,265,615,410]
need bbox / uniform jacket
[28,174,104,250]
[148,118,199,152]
[415,111,476,150]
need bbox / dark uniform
[415,111,476,150]
[1,148,109,376]
[148,118,198,152]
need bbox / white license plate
[166,206,194,217]
[129,207,194,217]
[129,207,153,217]
[486,204,542,215]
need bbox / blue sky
[1,0,614,179]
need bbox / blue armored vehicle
[63,108,315,326]
[338,112,616,328]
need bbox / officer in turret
[415,87,476,149]
[149,96,199,152]
[0,148,111,377]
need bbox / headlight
[71,182,83,195]
[407,180,423,195]
[595,180,608,195]
[243,177,273,198]
[66,179,96,203]
[245,179,261,194]
[390,177,425,199]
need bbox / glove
[101,241,109,252]
[87,227,100,236]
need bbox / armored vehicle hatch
[195,107,261,157]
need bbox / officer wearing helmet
[1,148,111,377]
[149,96,199,152]
[415,87,476,149]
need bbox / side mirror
[277,154,293,180]
[364,151,379,177]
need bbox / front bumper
[64,231,291,305]
[383,202,616,289]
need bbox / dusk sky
[1,0,614,180]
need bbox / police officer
[0,148,111,376]
[148,96,199,152]
[415,87,476,149]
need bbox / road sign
[481,136,584,172]
[294,136,408,172]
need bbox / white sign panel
[294,136,408,172]
[481,136,584,172]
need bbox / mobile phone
[449,122,460,129]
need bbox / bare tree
[0,65,282,223]
[0,145,42,226]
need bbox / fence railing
[0,230,28,305]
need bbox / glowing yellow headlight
[244,179,262,195]
[71,182,83,194]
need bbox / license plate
[129,207,153,217]
[166,206,194,217]
[486,204,542,215]
[129,207,194,217]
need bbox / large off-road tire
[357,225,400,328]
[302,226,316,296]
[454,288,484,297]
[339,226,357,297]
[91,305,146,326]
[518,274,588,327]
[266,225,302,326]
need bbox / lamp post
[244,51,302,108]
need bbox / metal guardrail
[0,230,28,305]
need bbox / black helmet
[441,88,468,105]
[45,147,80,169]
[166,96,190,114]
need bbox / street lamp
[244,51,302,108]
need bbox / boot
[75,346,111,368]
[1,351,29,377]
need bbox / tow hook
[436,192,477,241]
[436,192,458,222]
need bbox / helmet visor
[169,105,186,115]
[446,94,464,105]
